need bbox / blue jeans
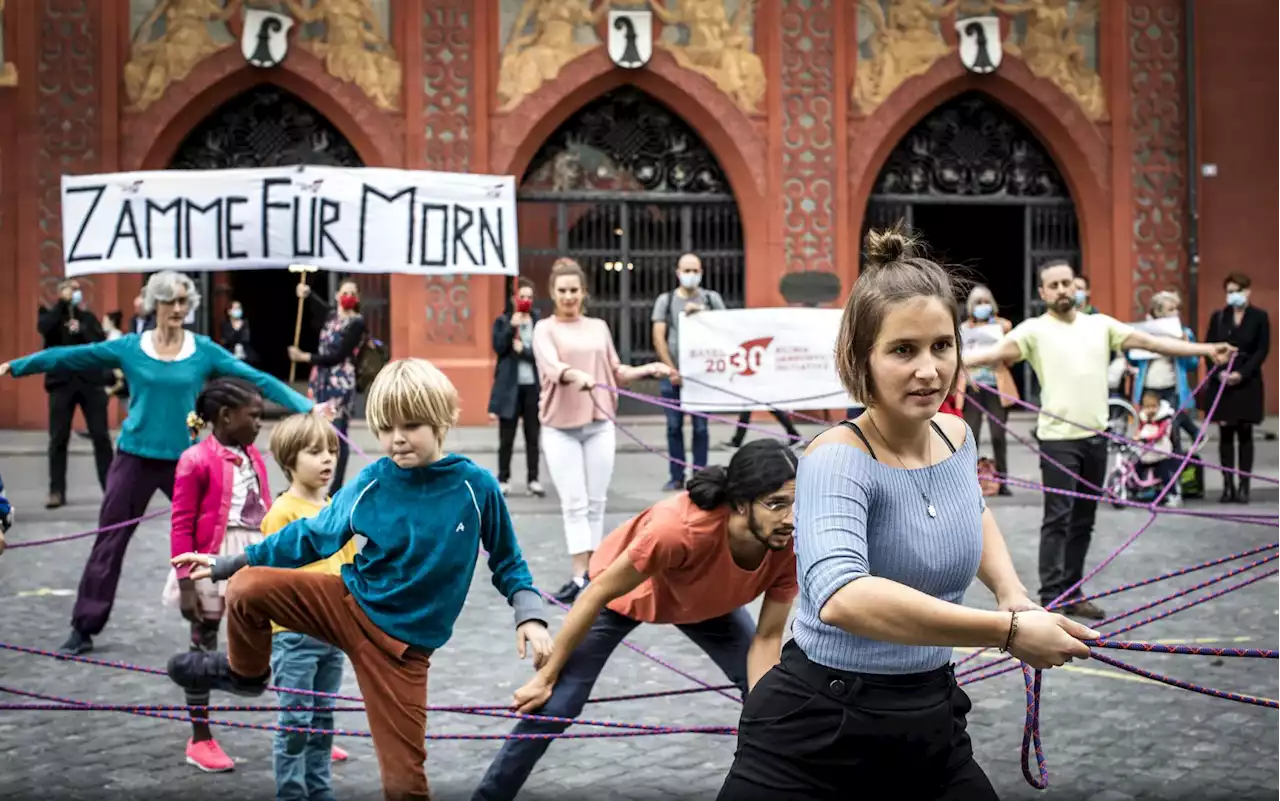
[271,632,345,801]
[660,378,707,483]
[472,607,754,801]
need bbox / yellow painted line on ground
[14,587,74,598]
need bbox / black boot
[1235,477,1251,504]
[1219,475,1237,504]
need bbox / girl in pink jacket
[163,377,271,773]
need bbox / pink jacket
[170,436,271,569]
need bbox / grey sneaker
[167,651,268,697]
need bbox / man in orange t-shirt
[473,439,800,801]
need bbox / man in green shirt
[966,260,1233,617]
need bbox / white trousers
[541,420,616,556]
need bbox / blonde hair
[966,284,998,317]
[270,413,339,482]
[548,257,588,309]
[365,358,460,438]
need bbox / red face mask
[514,298,533,313]
[338,293,359,311]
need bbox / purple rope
[1084,639,1277,659]
[597,383,806,442]
[992,473,1278,528]
[1074,547,1278,606]
[972,367,1278,485]
[1084,653,1278,708]
[960,566,1278,685]
[957,557,1278,681]
[5,509,170,550]
[0,685,736,740]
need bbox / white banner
[961,322,1005,353]
[1127,316,1185,360]
[61,166,518,277]
[677,308,856,411]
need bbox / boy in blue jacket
[0,472,13,554]
[168,358,552,801]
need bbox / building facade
[0,0,1274,428]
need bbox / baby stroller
[1102,398,1183,508]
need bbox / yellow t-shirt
[1009,312,1134,441]
[261,492,358,635]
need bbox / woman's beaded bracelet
[1000,611,1019,653]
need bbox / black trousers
[497,384,540,483]
[729,409,801,447]
[717,642,996,800]
[47,382,112,496]
[961,387,1008,476]
[1037,436,1107,605]
[1219,423,1255,476]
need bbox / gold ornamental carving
[651,0,765,114]
[0,0,16,87]
[124,0,236,111]
[497,0,606,113]
[987,0,1106,120]
[854,0,959,115]
[282,0,402,112]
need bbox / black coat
[37,301,108,390]
[1200,304,1270,425]
[487,311,540,419]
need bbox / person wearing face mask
[289,279,367,494]
[219,300,257,365]
[1201,272,1270,504]
[488,277,544,497]
[1127,291,1201,459]
[956,286,1016,493]
[652,253,727,491]
[1073,276,1098,314]
[36,278,114,509]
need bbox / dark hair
[686,439,798,511]
[1037,259,1075,286]
[1224,272,1251,291]
[188,377,262,440]
[515,276,534,291]
[835,224,964,406]
[106,311,123,330]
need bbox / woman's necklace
[867,414,937,519]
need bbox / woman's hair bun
[686,465,730,511]
[863,223,919,269]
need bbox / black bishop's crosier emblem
[249,17,284,68]
[964,22,995,73]
[613,16,643,68]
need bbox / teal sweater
[244,454,544,651]
[10,333,312,461]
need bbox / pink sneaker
[185,738,235,772]
[331,744,349,763]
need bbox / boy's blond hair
[269,413,339,482]
[365,358,460,439]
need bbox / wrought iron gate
[168,85,388,350]
[862,92,1081,402]
[517,88,746,367]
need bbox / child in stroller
[1105,390,1182,507]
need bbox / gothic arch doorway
[168,85,387,381]
[863,92,1081,399]
[517,87,745,409]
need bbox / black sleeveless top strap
[838,419,957,463]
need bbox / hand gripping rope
[1,356,1275,790]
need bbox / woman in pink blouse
[533,258,670,602]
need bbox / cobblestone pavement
[0,423,1276,801]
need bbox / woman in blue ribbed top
[1,271,315,656]
[717,226,1101,800]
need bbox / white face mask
[678,272,702,290]
[1227,291,1247,308]
[972,303,993,321]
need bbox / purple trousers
[71,451,177,636]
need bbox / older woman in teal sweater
[0,271,315,655]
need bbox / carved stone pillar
[779,0,837,275]
[1127,0,1187,315]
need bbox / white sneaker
[528,481,545,497]
[499,482,511,496]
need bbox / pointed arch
[122,47,403,172]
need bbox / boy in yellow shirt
[261,413,357,801]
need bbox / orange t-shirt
[588,493,799,625]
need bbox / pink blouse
[532,315,624,429]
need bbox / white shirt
[226,446,266,530]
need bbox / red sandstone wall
[1194,0,1278,415]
